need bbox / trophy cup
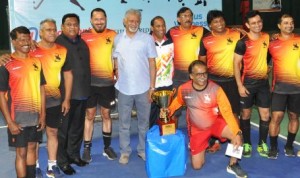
[152,89,176,136]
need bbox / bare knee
[191,152,205,170]
[192,160,205,170]
[101,107,111,122]
[46,127,58,137]
[288,112,299,121]
[241,109,252,120]
[86,108,96,121]
[16,148,27,161]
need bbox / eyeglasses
[192,72,208,77]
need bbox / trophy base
[157,119,176,136]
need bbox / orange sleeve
[168,85,185,117]
[216,88,241,135]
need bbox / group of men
[0,5,299,178]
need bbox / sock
[84,141,92,149]
[259,120,270,145]
[36,160,39,168]
[48,160,57,170]
[26,165,36,178]
[269,136,278,149]
[240,118,251,144]
[103,131,112,149]
[285,132,296,148]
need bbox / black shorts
[46,105,62,128]
[86,85,116,109]
[214,80,240,115]
[271,93,300,114]
[8,126,39,147]
[240,81,271,109]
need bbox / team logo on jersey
[106,37,112,44]
[227,38,233,45]
[191,33,197,39]
[263,41,267,48]
[33,62,39,71]
[293,43,299,50]
[54,54,61,62]
[204,94,211,103]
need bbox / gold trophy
[152,89,176,136]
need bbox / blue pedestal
[145,125,187,178]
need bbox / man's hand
[148,89,154,103]
[114,68,118,81]
[232,27,247,36]
[37,114,46,131]
[232,134,243,149]
[238,85,249,97]
[0,54,11,66]
[30,40,38,51]
[61,99,70,116]
[7,121,23,135]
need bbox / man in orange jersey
[32,18,73,177]
[268,14,300,159]
[199,10,242,153]
[234,10,271,158]
[0,19,73,177]
[0,26,46,178]
[81,8,117,163]
[166,6,209,133]
[164,60,247,178]
[166,7,209,88]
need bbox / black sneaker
[268,148,279,159]
[284,146,295,157]
[227,162,247,178]
[103,147,117,160]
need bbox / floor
[1,111,300,178]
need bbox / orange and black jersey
[30,44,71,108]
[0,55,46,127]
[168,80,240,136]
[200,28,241,82]
[235,32,270,86]
[81,28,116,87]
[269,34,300,94]
[166,26,209,82]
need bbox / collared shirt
[113,31,157,95]
[56,34,91,100]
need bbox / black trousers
[57,99,87,166]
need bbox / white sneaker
[297,150,300,157]
[119,154,129,164]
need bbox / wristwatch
[236,131,243,136]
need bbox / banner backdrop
[9,0,221,41]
